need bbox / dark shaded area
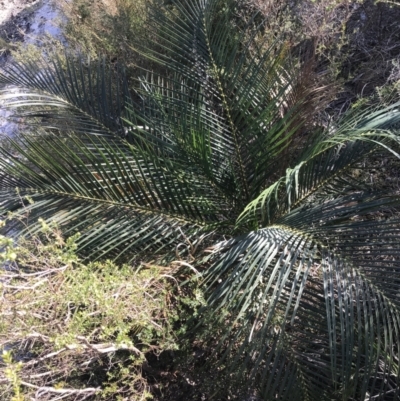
[335,0,400,111]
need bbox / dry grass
[0,222,180,400]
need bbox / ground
[0,0,39,25]
[0,0,60,47]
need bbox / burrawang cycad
[1,0,400,399]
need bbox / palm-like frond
[205,194,400,400]
[1,0,400,399]
[126,0,307,204]
[238,103,400,227]
[0,55,129,136]
[0,130,229,260]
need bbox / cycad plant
[1,0,400,399]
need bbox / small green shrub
[61,0,151,65]
[0,220,195,400]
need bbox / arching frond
[238,103,400,227]
[0,132,228,261]
[204,193,400,400]
[0,55,129,136]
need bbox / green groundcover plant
[1,0,400,399]
[0,219,188,400]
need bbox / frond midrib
[202,15,250,202]
[12,187,210,228]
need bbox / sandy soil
[0,0,40,26]
[0,0,62,45]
